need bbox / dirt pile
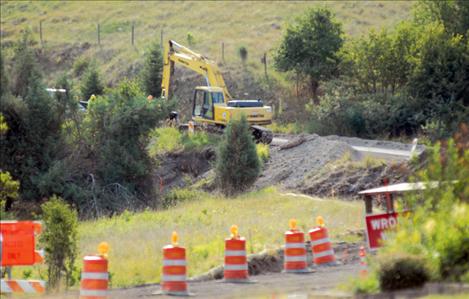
[191,241,362,282]
[153,148,215,192]
[255,134,353,190]
[255,134,419,198]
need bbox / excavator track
[178,122,273,144]
[251,125,273,144]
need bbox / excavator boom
[161,40,231,101]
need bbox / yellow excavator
[161,40,273,143]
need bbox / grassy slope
[1,1,413,84]
[16,188,364,287]
[80,188,363,287]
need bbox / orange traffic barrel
[284,219,308,273]
[359,246,367,277]
[309,225,336,266]
[162,244,188,295]
[224,225,249,282]
[80,255,109,299]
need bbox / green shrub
[40,196,78,290]
[349,273,380,294]
[72,57,90,77]
[238,46,248,63]
[377,253,429,291]
[0,171,19,212]
[81,64,104,101]
[379,137,469,282]
[162,188,201,208]
[256,143,270,166]
[215,115,260,196]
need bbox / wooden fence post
[221,42,225,63]
[39,20,44,47]
[131,21,135,46]
[160,28,164,49]
[97,23,101,46]
[263,52,268,80]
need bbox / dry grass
[1,1,413,83]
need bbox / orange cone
[359,246,368,277]
[284,219,309,273]
[161,232,189,296]
[309,216,336,266]
[224,225,249,282]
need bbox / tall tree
[1,31,62,202]
[275,7,343,104]
[141,42,163,98]
[415,0,469,37]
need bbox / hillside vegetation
[0,1,412,84]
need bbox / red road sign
[365,212,398,250]
[1,221,38,266]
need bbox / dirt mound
[301,162,412,199]
[191,241,362,282]
[154,148,215,192]
[256,134,353,190]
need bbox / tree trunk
[311,78,319,105]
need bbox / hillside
[1,1,413,86]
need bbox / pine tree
[81,65,104,101]
[215,115,260,196]
[141,42,163,97]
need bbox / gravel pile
[256,134,353,190]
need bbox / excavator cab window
[212,92,224,104]
[193,89,213,119]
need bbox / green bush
[349,273,380,294]
[162,188,201,208]
[215,115,260,196]
[377,253,429,291]
[256,143,270,166]
[148,127,219,157]
[40,196,78,290]
[81,64,104,101]
[379,137,469,282]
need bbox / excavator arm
[161,40,231,101]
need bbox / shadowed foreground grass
[79,187,363,287]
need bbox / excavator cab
[192,86,224,120]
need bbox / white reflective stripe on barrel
[313,249,335,258]
[310,237,330,246]
[224,264,248,271]
[225,250,246,256]
[284,242,305,249]
[163,259,187,266]
[162,275,186,282]
[80,289,108,297]
[284,255,307,262]
[0,280,12,293]
[81,272,109,280]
